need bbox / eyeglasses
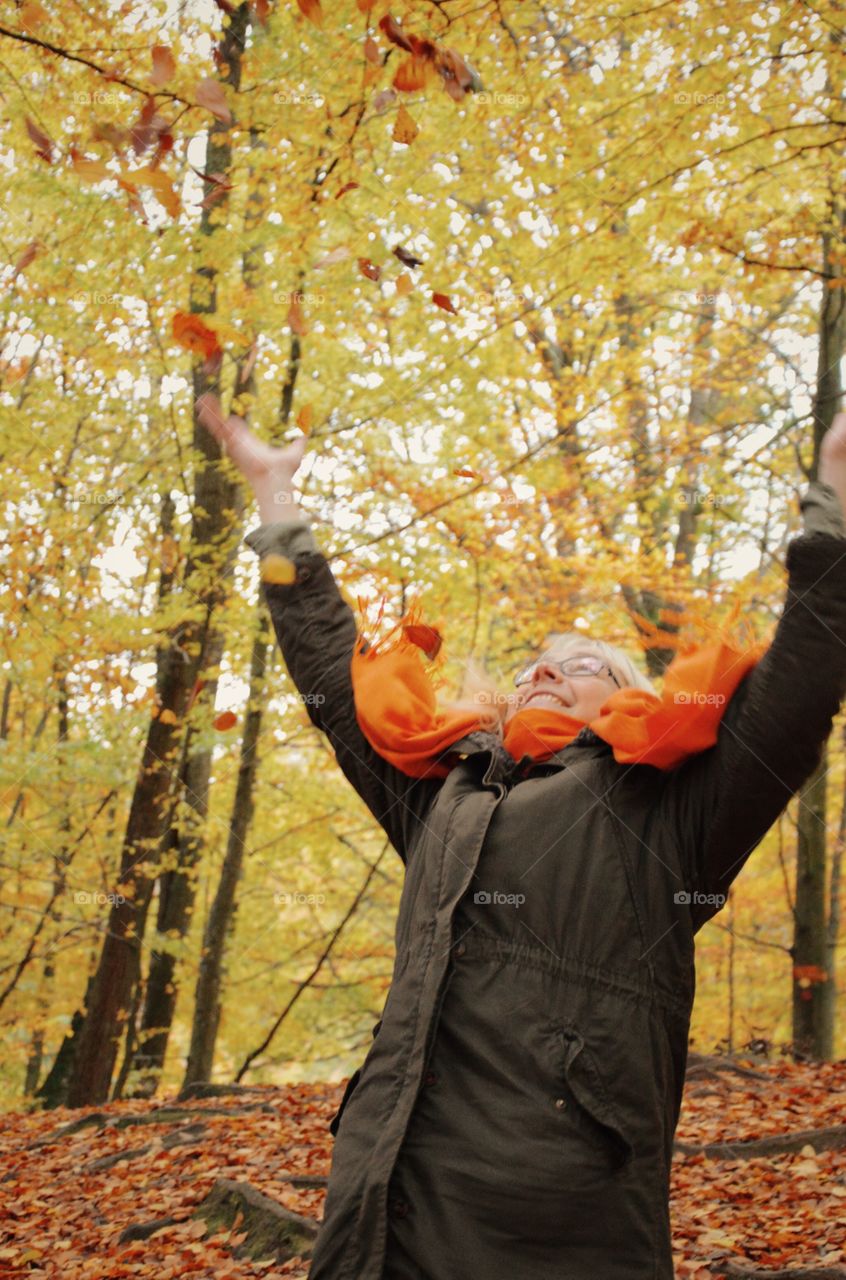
[513,653,622,689]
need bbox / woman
[200,393,846,1280]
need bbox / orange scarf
[348,600,770,779]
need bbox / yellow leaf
[261,554,297,585]
[129,167,180,217]
[159,708,178,725]
[395,272,413,296]
[19,2,49,33]
[72,156,110,182]
[392,103,419,145]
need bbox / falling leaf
[435,47,478,101]
[296,404,313,434]
[261,555,297,585]
[335,181,359,199]
[314,245,351,268]
[372,88,397,112]
[357,0,377,9]
[186,678,205,713]
[393,244,424,269]
[364,37,381,65]
[126,166,180,216]
[71,153,111,181]
[25,116,53,163]
[395,272,413,296]
[392,103,419,144]
[195,77,232,123]
[453,467,485,479]
[214,710,238,731]
[13,240,42,277]
[150,45,176,87]
[239,338,258,386]
[252,0,271,22]
[379,14,414,52]
[432,292,458,314]
[358,258,381,281]
[393,56,430,92]
[172,312,222,359]
[159,708,178,725]
[288,295,309,337]
[296,0,323,26]
[403,624,442,660]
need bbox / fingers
[196,393,230,443]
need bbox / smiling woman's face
[504,645,622,726]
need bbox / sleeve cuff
[244,521,320,559]
[800,481,846,539]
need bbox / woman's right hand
[197,393,308,523]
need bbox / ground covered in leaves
[0,1057,845,1279]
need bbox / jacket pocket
[553,1025,636,1170]
[327,1019,383,1137]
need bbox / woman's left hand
[819,412,846,521]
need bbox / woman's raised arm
[656,417,846,934]
[198,395,443,864]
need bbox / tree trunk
[64,3,253,1108]
[792,180,846,1060]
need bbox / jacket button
[554,1097,567,1109]
[423,1069,437,1086]
[390,1198,410,1218]
[452,941,466,959]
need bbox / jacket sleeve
[656,481,846,933]
[244,519,444,865]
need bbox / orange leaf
[127,166,180,216]
[403,624,442,661]
[364,37,381,65]
[432,292,457,314]
[214,710,238,731]
[20,1,49,32]
[357,0,377,9]
[393,56,430,92]
[252,0,271,22]
[150,44,176,87]
[13,240,41,276]
[71,152,110,182]
[296,404,313,434]
[296,0,323,26]
[395,272,413,296]
[335,181,359,199]
[172,312,221,359]
[159,708,178,725]
[392,103,418,144]
[196,77,232,123]
[358,258,381,281]
[453,467,483,479]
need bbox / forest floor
[1,1054,845,1279]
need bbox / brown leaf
[150,45,176,87]
[196,77,232,123]
[393,244,423,269]
[378,14,414,52]
[13,240,42,277]
[435,47,477,101]
[432,292,458,314]
[71,153,110,182]
[358,258,381,281]
[25,116,53,163]
[364,37,381,65]
[372,88,397,112]
[19,2,50,33]
[251,0,271,23]
[402,624,442,661]
[214,710,238,731]
[335,181,360,199]
[288,295,309,337]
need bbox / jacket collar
[439,726,612,788]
